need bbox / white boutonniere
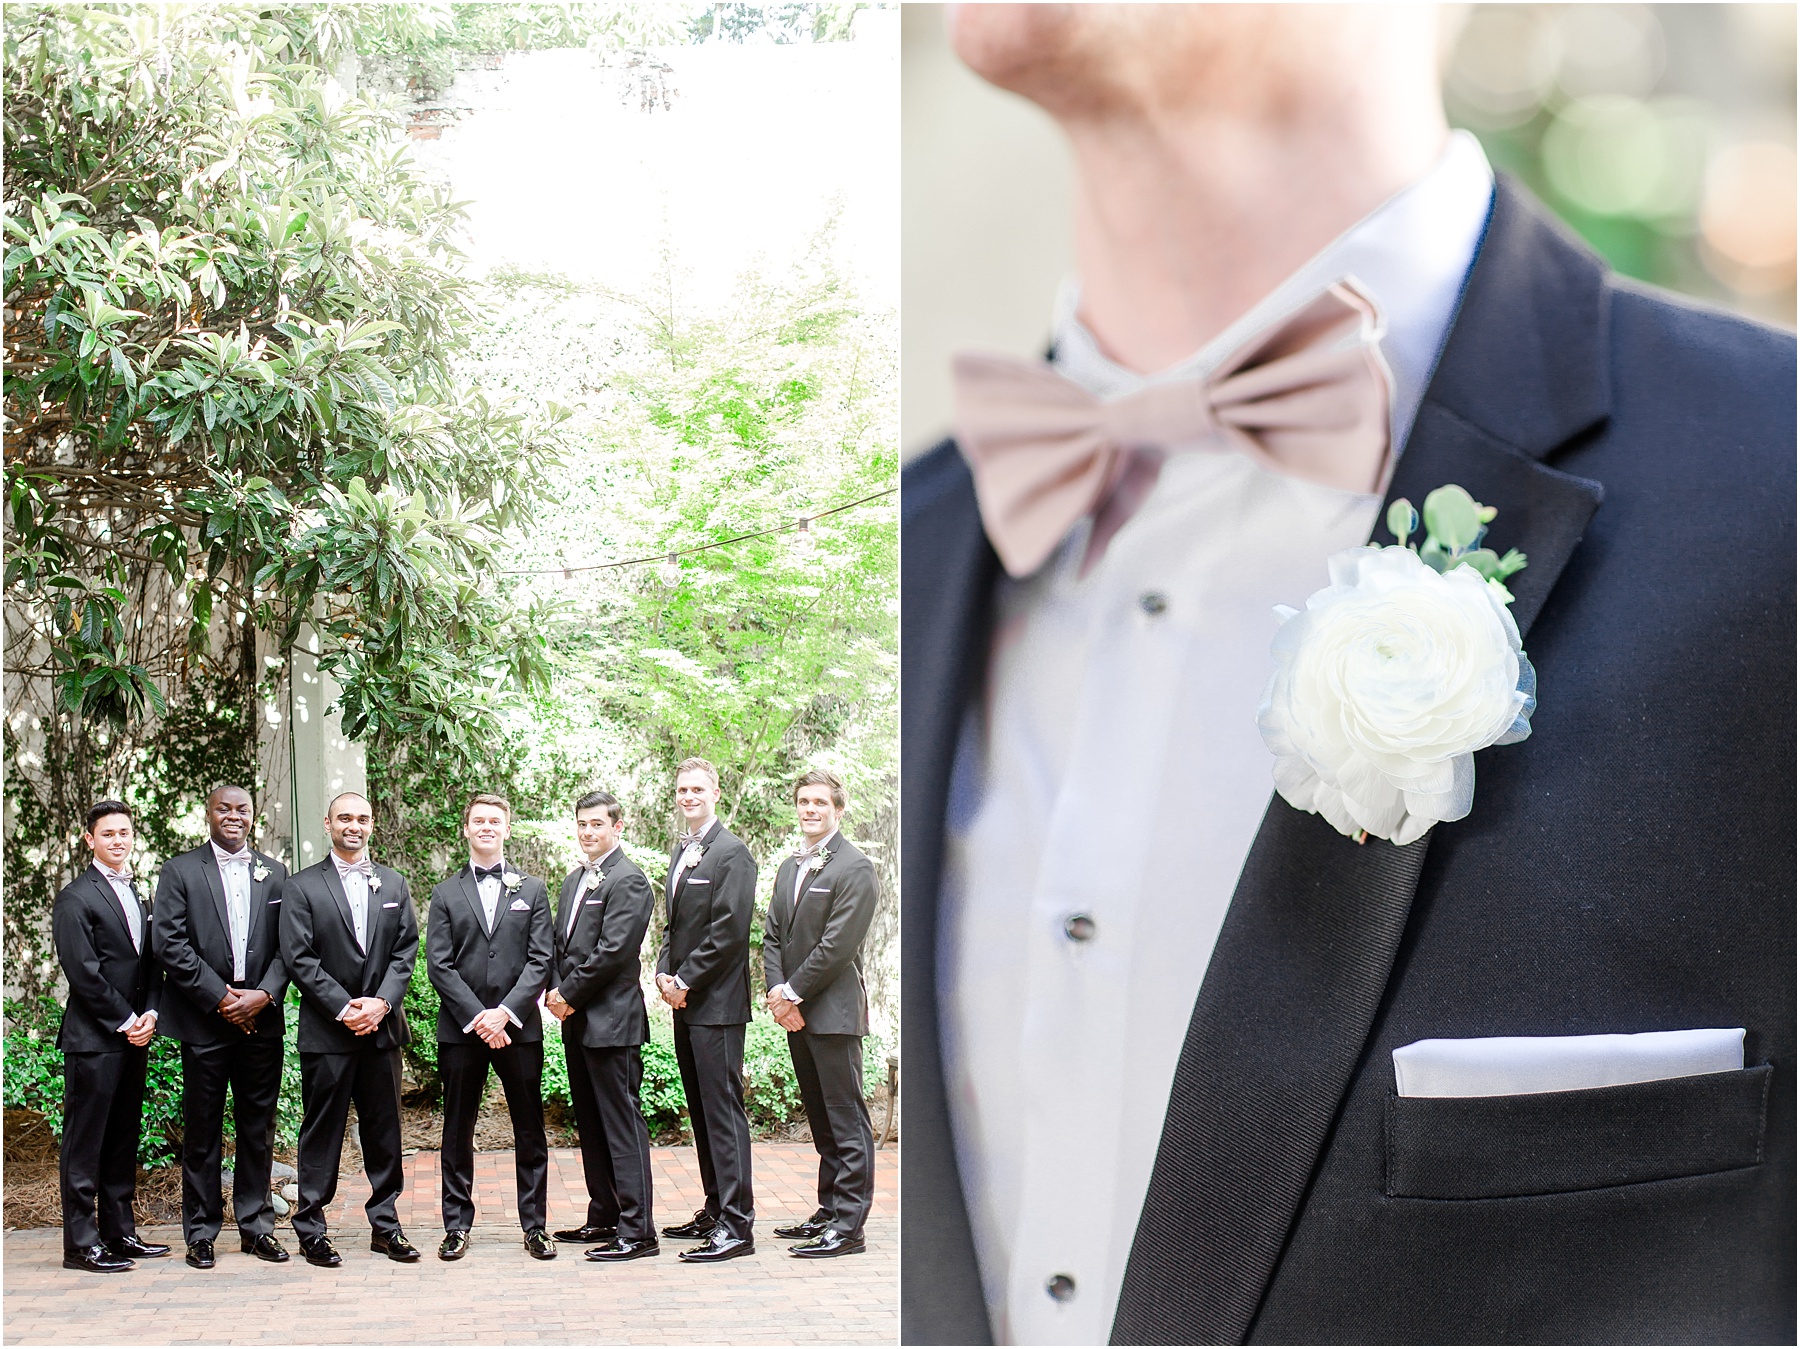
[678,842,705,872]
[804,848,831,875]
[368,873,382,891]
[502,870,523,894]
[1259,486,1535,847]
[581,867,603,892]
[252,863,270,882]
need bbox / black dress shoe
[553,1223,617,1243]
[773,1209,831,1240]
[107,1234,171,1259]
[240,1233,289,1263]
[585,1236,660,1262]
[789,1228,866,1258]
[63,1244,132,1273]
[299,1236,342,1268]
[370,1230,421,1262]
[523,1228,557,1260]
[660,1209,718,1240]
[185,1239,216,1269]
[678,1228,755,1263]
[438,1230,470,1261]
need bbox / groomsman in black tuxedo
[763,769,880,1258]
[543,790,659,1261]
[654,757,759,1262]
[279,790,421,1268]
[53,800,169,1273]
[150,783,290,1269]
[425,793,556,1262]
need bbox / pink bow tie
[952,280,1393,578]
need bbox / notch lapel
[320,861,361,954]
[1111,179,1609,1345]
[87,869,138,951]
[459,867,489,939]
[202,850,231,948]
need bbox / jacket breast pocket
[1384,1065,1771,1199]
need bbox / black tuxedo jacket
[553,851,655,1049]
[52,864,159,1053]
[654,821,756,1026]
[425,864,554,1044]
[900,179,1795,1344]
[762,832,878,1037]
[150,843,288,1043]
[278,857,418,1055]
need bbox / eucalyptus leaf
[1422,484,1481,552]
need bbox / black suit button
[1062,913,1096,943]
[1046,1273,1077,1303]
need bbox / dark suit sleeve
[501,882,555,1023]
[279,875,353,1020]
[762,866,787,992]
[255,865,289,1000]
[786,859,878,1003]
[673,845,755,994]
[654,865,672,980]
[426,887,485,1032]
[53,886,137,1031]
[151,854,230,1012]
[560,870,654,1010]
[374,876,418,1011]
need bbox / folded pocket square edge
[1393,1028,1746,1098]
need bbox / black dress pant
[60,1046,148,1253]
[179,1034,285,1243]
[566,1040,656,1240]
[438,1038,548,1233]
[673,1017,754,1239]
[292,1047,405,1241]
[789,1030,875,1236]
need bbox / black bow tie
[474,864,504,882]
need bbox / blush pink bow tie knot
[952,280,1394,577]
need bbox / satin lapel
[665,842,683,908]
[87,869,135,949]
[1111,179,1609,1345]
[554,872,578,958]
[459,868,489,939]
[899,442,1003,1345]
[202,852,231,946]
[247,856,272,946]
[320,862,360,954]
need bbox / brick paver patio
[4,1145,897,1345]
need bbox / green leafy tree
[3,3,561,990]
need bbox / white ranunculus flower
[1258,544,1536,846]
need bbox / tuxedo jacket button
[1062,913,1096,943]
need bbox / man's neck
[1059,102,1445,374]
[469,850,504,871]
[800,828,837,852]
[583,843,618,867]
[684,815,716,839]
[212,836,248,855]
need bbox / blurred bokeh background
[902,3,1797,455]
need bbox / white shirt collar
[1050,130,1494,457]
[685,816,718,842]
[585,844,621,870]
[211,840,252,865]
[798,829,840,856]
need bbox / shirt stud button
[1062,913,1096,943]
[1046,1273,1077,1303]
[1138,590,1169,616]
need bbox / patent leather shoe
[241,1233,289,1263]
[184,1239,216,1269]
[370,1229,421,1262]
[107,1234,170,1259]
[773,1209,831,1240]
[678,1228,755,1263]
[553,1223,616,1244]
[789,1228,866,1258]
[438,1230,470,1261]
[524,1228,557,1260]
[660,1209,717,1240]
[299,1236,342,1268]
[63,1244,132,1273]
[585,1236,660,1262]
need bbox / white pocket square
[509,898,531,911]
[268,897,281,904]
[381,901,400,909]
[807,885,831,892]
[686,878,710,885]
[584,897,604,905]
[1393,1027,1745,1098]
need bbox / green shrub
[402,945,441,1095]
[641,1034,687,1138]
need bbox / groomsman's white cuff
[673,976,689,991]
[116,1013,137,1033]
[462,1007,525,1033]
[335,1004,351,1021]
[771,983,803,1004]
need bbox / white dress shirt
[211,841,254,981]
[939,132,1495,1344]
[331,852,371,954]
[464,858,524,1033]
[97,864,152,1033]
[772,830,841,1005]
